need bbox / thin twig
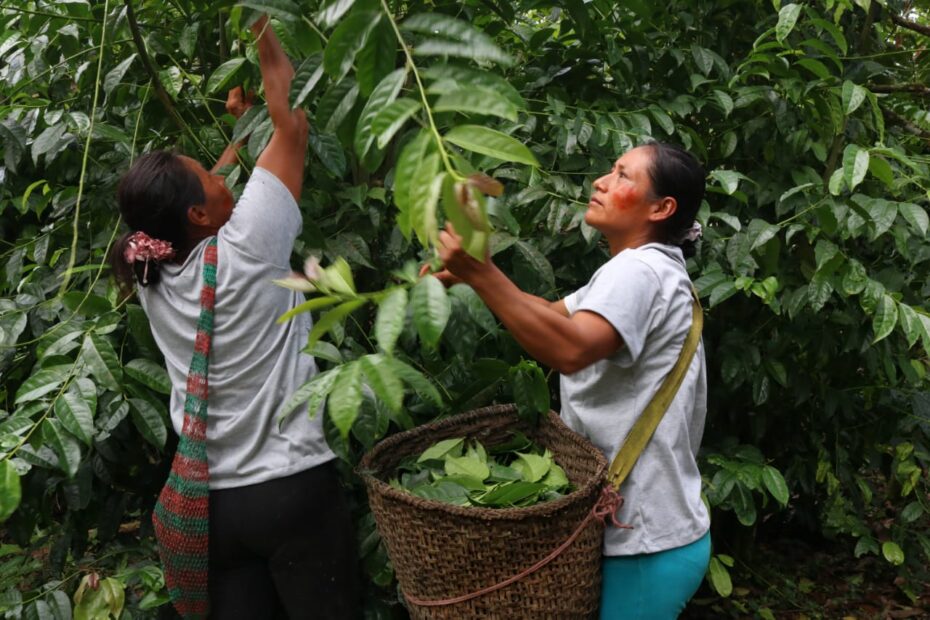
[890,12,930,37]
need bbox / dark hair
[641,142,706,258]
[109,150,204,290]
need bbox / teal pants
[599,531,711,620]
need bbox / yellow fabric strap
[607,288,704,490]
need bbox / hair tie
[124,231,176,284]
[679,221,702,244]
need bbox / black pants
[205,461,359,619]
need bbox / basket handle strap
[607,287,703,490]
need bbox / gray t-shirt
[560,243,709,555]
[139,167,335,490]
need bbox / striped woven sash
[152,237,217,618]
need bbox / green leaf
[359,354,404,412]
[356,17,396,96]
[898,202,929,236]
[316,77,359,134]
[882,541,905,566]
[897,303,923,348]
[328,361,363,439]
[372,98,421,149]
[842,80,867,115]
[444,125,538,167]
[73,576,125,620]
[129,398,167,449]
[374,287,407,355]
[79,333,122,391]
[323,11,380,82]
[205,57,246,95]
[401,13,511,65]
[775,3,802,43]
[280,366,344,423]
[307,299,367,350]
[289,53,325,109]
[441,176,490,260]
[411,275,451,348]
[354,68,405,160]
[0,461,21,522]
[433,87,519,122]
[708,557,733,597]
[749,219,779,251]
[276,295,341,324]
[124,359,171,394]
[842,145,869,191]
[513,452,551,483]
[476,481,546,506]
[54,386,94,446]
[237,0,301,21]
[388,358,443,406]
[309,131,347,177]
[316,0,356,29]
[42,419,81,478]
[444,455,490,481]
[15,364,72,404]
[762,466,789,506]
[417,437,465,462]
[103,54,137,95]
[711,90,734,117]
[872,294,898,343]
[711,169,743,195]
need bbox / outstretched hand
[225,86,253,120]
[436,223,493,285]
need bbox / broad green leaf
[401,13,511,66]
[232,105,269,144]
[411,275,451,348]
[354,68,405,160]
[542,463,569,490]
[289,53,324,109]
[316,77,359,134]
[129,398,167,449]
[711,90,734,117]
[842,145,869,191]
[882,541,905,566]
[897,303,923,348]
[748,219,779,251]
[323,12,380,82]
[372,98,421,149]
[374,287,407,354]
[898,203,928,236]
[762,466,789,506]
[691,44,714,75]
[15,364,72,404]
[359,354,403,412]
[54,386,94,446]
[42,419,81,478]
[103,54,137,95]
[872,294,897,343]
[309,131,347,177]
[842,80,867,115]
[708,557,733,597]
[79,333,122,391]
[238,0,301,21]
[418,437,465,462]
[444,455,490,481]
[307,299,367,350]
[280,366,344,422]
[73,576,125,620]
[409,157,443,247]
[388,358,443,406]
[124,359,171,394]
[0,461,21,522]
[276,295,341,324]
[433,87,518,122]
[393,129,432,217]
[444,125,538,167]
[328,361,363,439]
[316,0,356,29]
[476,481,546,506]
[423,64,525,107]
[775,4,802,43]
[205,57,246,95]
[513,452,551,483]
[449,284,497,332]
[711,170,743,195]
[356,17,396,96]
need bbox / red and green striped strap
[152,237,217,619]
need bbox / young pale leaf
[316,0,356,29]
[238,0,302,21]
[129,398,167,449]
[411,275,451,348]
[761,466,789,506]
[708,557,733,597]
[359,354,404,412]
[872,294,898,343]
[543,463,570,490]
[444,125,538,167]
[205,57,246,95]
[323,12,380,82]
[80,333,122,391]
[513,452,551,483]
[441,176,490,260]
[388,358,443,406]
[354,68,406,160]
[103,54,137,95]
[327,361,363,439]
[124,359,171,394]
[433,87,518,122]
[775,3,802,43]
[842,145,869,191]
[290,53,324,109]
[14,364,72,404]
[417,437,465,462]
[444,455,490,481]
[54,387,94,446]
[307,299,367,350]
[882,541,905,566]
[0,461,21,522]
[374,287,408,354]
[42,419,81,478]
[373,98,421,150]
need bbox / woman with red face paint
[433,143,710,619]
[109,16,357,620]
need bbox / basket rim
[356,404,608,521]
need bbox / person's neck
[175,227,217,262]
[606,230,658,256]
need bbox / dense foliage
[1,0,929,616]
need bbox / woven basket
[358,404,609,619]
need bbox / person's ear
[649,196,677,223]
[187,204,210,227]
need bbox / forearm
[250,18,298,127]
[210,140,244,174]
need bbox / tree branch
[890,12,930,38]
[882,108,930,141]
[123,0,187,135]
[868,83,930,96]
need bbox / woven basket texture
[358,404,609,619]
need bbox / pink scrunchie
[124,231,175,284]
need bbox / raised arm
[437,225,621,374]
[210,87,251,174]
[250,16,308,200]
